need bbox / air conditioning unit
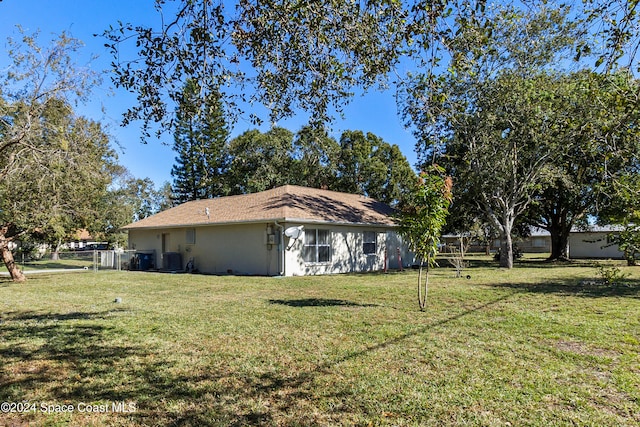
[162,252,182,271]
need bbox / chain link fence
[18,250,137,273]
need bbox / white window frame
[303,229,331,264]
[363,231,377,256]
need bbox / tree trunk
[0,233,26,282]
[548,225,570,261]
[626,255,637,267]
[487,206,515,269]
[499,229,514,269]
[51,238,64,261]
[544,204,575,261]
[417,257,429,311]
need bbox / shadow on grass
[5,276,634,425]
[0,310,141,401]
[22,261,92,270]
[0,308,241,425]
[269,298,379,308]
[435,257,613,270]
[514,258,625,269]
[0,291,519,426]
[488,278,640,298]
[6,310,127,322]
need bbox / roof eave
[122,217,397,231]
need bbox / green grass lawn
[1,258,639,426]
[18,253,95,271]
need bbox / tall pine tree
[171,79,229,204]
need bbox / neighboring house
[567,225,625,259]
[67,229,92,250]
[514,227,552,254]
[122,185,410,276]
[442,228,551,254]
[64,230,111,251]
[13,229,101,260]
[443,226,625,259]
[441,233,490,254]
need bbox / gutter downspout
[274,220,285,276]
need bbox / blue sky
[0,0,419,187]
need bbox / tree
[609,224,640,267]
[413,70,574,268]
[290,126,339,190]
[0,30,117,281]
[92,171,168,246]
[528,70,640,261]
[2,106,117,263]
[580,0,640,71]
[102,1,640,147]
[1,30,99,171]
[91,167,139,248]
[599,173,640,266]
[335,130,416,206]
[412,5,640,265]
[128,177,165,221]
[171,79,230,204]
[225,127,294,194]
[38,108,118,260]
[335,130,379,196]
[114,172,167,222]
[365,140,416,207]
[156,181,175,211]
[103,0,412,139]
[223,125,415,198]
[1,108,114,278]
[398,166,452,311]
[403,4,584,268]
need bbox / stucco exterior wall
[128,222,410,276]
[568,232,624,259]
[385,231,413,269]
[281,223,409,276]
[283,225,378,276]
[128,223,279,275]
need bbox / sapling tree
[398,166,452,311]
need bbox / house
[511,228,551,253]
[65,229,110,251]
[567,225,625,259]
[122,185,410,276]
[68,229,93,250]
[442,227,552,255]
[441,233,490,254]
[443,226,625,259]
